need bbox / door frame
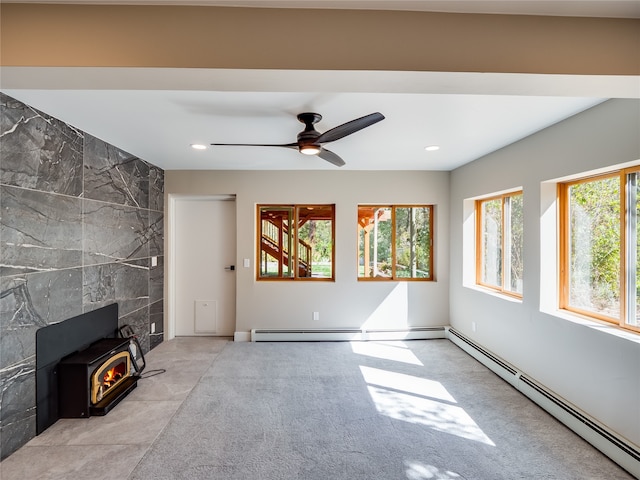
[167,194,236,340]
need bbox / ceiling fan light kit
[212,111,384,167]
[300,145,321,155]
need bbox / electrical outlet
[471,321,477,332]
[313,312,320,321]
[151,256,158,267]
[151,323,156,334]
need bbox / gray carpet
[129,340,633,480]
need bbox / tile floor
[0,337,231,480]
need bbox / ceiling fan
[211,111,385,167]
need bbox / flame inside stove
[103,365,124,387]
[91,351,131,405]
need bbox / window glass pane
[568,177,620,319]
[358,207,392,278]
[480,198,502,288]
[506,194,524,294]
[259,206,293,278]
[629,172,640,327]
[258,205,334,281]
[395,207,431,278]
[297,205,334,279]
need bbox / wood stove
[58,337,138,417]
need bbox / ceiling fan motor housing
[296,112,323,150]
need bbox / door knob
[225,265,235,271]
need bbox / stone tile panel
[83,260,149,317]
[84,134,149,208]
[0,269,83,368]
[83,199,150,265]
[0,185,82,276]
[0,93,83,196]
[149,164,164,212]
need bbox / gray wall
[166,169,450,337]
[449,99,640,448]
[0,93,165,459]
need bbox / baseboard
[250,326,447,342]
[233,331,251,342]
[446,327,640,479]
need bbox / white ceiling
[1,1,639,171]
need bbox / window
[357,205,433,280]
[476,191,523,296]
[257,204,334,280]
[559,168,640,333]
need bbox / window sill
[465,284,523,303]
[358,278,435,282]
[548,309,640,344]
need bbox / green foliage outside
[395,207,431,278]
[298,219,333,277]
[358,207,431,278]
[480,194,523,294]
[569,177,621,316]
[298,220,332,263]
[358,208,392,277]
[481,199,503,287]
[508,195,524,293]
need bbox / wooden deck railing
[261,219,311,276]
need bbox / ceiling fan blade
[318,148,346,167]
[211,142,298,148]
[316,112,385,144]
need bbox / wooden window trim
[357,204,434,282]
[256,204,335,282]
[475,191,523,299]
[558,169,640,334]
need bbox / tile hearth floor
[0,336,231,480]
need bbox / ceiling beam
[1,4,638,75]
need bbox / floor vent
[447,327,640,478]
[250,327,446,342]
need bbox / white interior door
[172,196,236,337]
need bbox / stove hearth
[36,304,146,433]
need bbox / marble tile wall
[0,93,165,460]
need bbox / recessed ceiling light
[191,144,207,150]
[425,145,440,152]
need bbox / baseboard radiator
[447,327,640,479]
[250,326,446,343]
